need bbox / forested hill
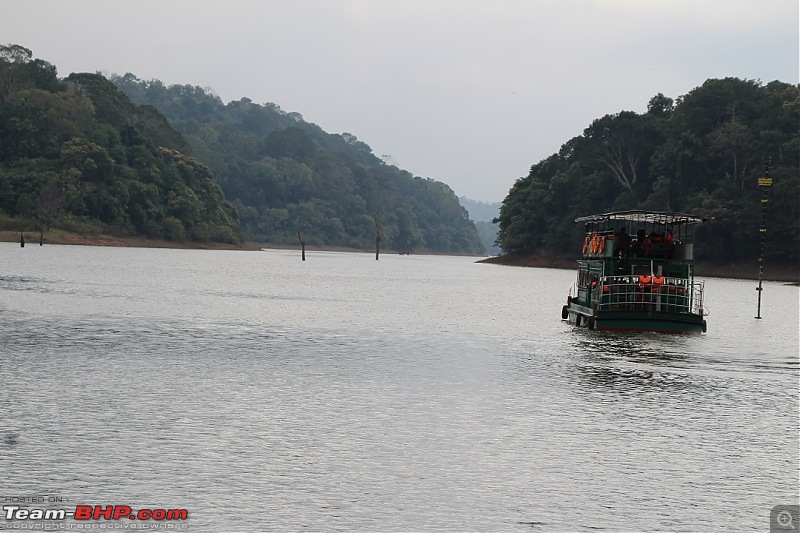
[0,45,240,243]
[111,73,484,255]
[494,78,799,267]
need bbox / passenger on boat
[614,227,630,258]
[643,232,665,256]
[632,229,646,256]
[664,227,675,259]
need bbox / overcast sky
[2,0,797,201]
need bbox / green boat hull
[566,304,706,334]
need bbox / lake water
[0,243,797,532]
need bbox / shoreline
[0,231,481,257]
[0,230,260,251]
[477,253,800,283]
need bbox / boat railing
[592,275,704,315]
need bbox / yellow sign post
[755,159,772,319]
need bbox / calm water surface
[0,243,797,532]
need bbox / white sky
[1,0,797,201]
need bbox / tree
[0,45,32,100]
[646,93,674,116]
[393,206,423,253]
[582,112,651,195]
[263,127,319,161]
[708,116,754,188]
[37,178,65,230]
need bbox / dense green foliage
[495,78,799,266]
[0,45,240,242]
[111,74,484,254]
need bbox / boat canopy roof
[575,210,707,226]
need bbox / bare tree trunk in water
[374,211,381,260]
[297,228,306,261]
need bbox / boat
[561,210,708,334]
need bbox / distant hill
[111,73,484,255]
[459,196,501,255]
[458,196,501,222]
[0,45,240,243]
[473,221,500,256]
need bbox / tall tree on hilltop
[580,111,662,200]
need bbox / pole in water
[19,232,24,247]
[755,158,772,319]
